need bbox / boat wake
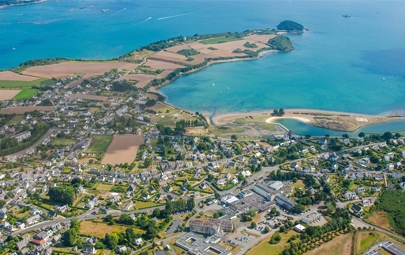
[141,17,152,23]
[113,8,127,15]
[157,12,192,20]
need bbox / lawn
[0,78,52,88]
[6,115,24,125]
[247,230,296,255]
[356,231,380,255]
[209,126,246,137]
[168,238,187,255]
[200,36,242,44]
[80,221,144,238]
[95,183,114,191]
[135,201,162,210]
[290,180,305,189]
[87,135,113,154]
[13,88,39,100]
[148,103,197,127]
[50,138,77,146]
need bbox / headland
[1,21,403,135]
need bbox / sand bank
[210,109,405,132]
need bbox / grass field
[0,78,52,88]
[87,135,113,154]
[6,115,24,125]
[200,36,242,44]
[148,103,197,127]
[209,126,246,137]
[95,183,114,191]
[50,138,77,146]
[80,221,144,238]
[168,238,187,255]
[135,201,162,209]
[356,231,380,255]
[247,230,296,255]
[290,180,305,189]
[13,88,39,100]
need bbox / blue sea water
[1,0,405,133]
[277,119,405,137]
[159,1,405,116]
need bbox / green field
[135,201,162,210]
[0,78,53,89]
[6,115,24,125]
[13,88,39,100]
[177,48,199,56]
[50,138,77,146]
[87,135,113,154]
[247,230,296,255]
[200,36,242,44]
[358,232,380,255]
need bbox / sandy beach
[210,109,405,132]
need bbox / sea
[1,0,405,134]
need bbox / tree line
[0,122,50,156]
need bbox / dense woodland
[268,35,294,52]
[277,20,304,32]
[0,122,50,156]
[375,190,405,235]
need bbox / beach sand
[211,109,405,132]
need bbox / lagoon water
[1,0,405,132]
[276,119,405,137]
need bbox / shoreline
[209,108,405,133]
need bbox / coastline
[209,108,405,133]
[149,49,279,94]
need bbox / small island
[276,20,306,33]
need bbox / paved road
[12,195,211,236]
[12,206,164,236]
[351,217,405,243]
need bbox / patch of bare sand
[1,106,54,114]
[265,116,311,124]
[22,61,132,79]
[101,135,144,165]
[125,73,155,88]
[365,211,394,232]
[0,90,21,100]
[69,93,108,101]
[305,233,353,255]
[0,71,37,81]
[145,59,185,70]
[243,34,277,44]
[188,42,246,58]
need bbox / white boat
[212,83,215,86]
[101,9,110,12]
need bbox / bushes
[268,35,294,52]
[270,231,281,244]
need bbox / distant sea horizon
[2,0,405,122]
